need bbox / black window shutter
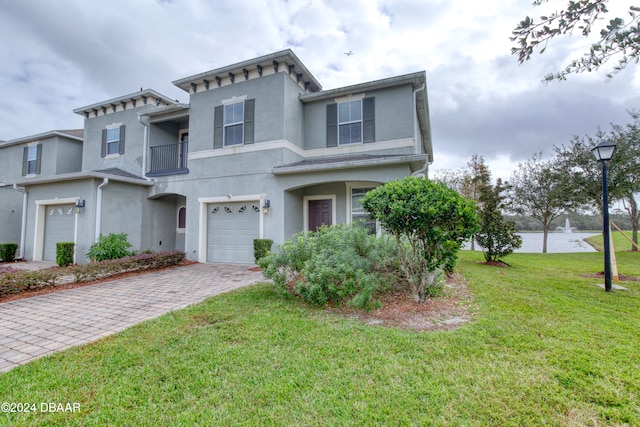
[326,104,337,147]
[363,97,375,143]
[22,147,28,176]
[118,125,126,154]
[35,144,42,174]
[214,105,223,148]
[101,129,107,157]
[244,99,255,144]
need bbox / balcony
[147,141,189,177]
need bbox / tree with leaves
[510,153,578,253]
[476,179,523,262]
[361,177,478,302]
[512,1,640,80]
[555,118,640,250]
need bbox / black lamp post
[591,139,617,291]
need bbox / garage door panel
[207,202,260,263]
[43,204,75,261]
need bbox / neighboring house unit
[1,50,432,264]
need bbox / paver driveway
[0,263,265,373]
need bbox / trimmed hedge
[56,242,75,267]
[0,251,186,298]
[253,239,273,264]
[0,243,18,263]
[71,251,185,283]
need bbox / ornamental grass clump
[259,223,399,309]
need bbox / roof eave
[172,49,322,93]
[272,154,428,175]
[10,171,154,187]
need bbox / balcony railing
[147,141,188,177]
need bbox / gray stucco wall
[303,84,415,150]
[54,138,83,174]
[81,104,158,176]
[0,187,22,247]
[187,72,290,152]
[98,181,151,252]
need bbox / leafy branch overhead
[511,0,640,80]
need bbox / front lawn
[1,251,639,426]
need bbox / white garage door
[207,202,260,263]
[43,204,75,261]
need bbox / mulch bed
[327,273,475,332]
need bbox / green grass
[1,251,639,426]
[585,230,639,252]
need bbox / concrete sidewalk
[0,263,265,373]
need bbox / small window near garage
[351,187,377,234]
[177,206,186,229]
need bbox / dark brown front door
[309,199,332,232]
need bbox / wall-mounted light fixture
[262,199,271,215]
[75,199,85,213]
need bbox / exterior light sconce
[75,199,85,213]
[262,200,271,215]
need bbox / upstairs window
[213,99,255,149]
[22,144,42,176]
[326,97,375,147]
[101,125,126,157]
[224,101,244,146]
[106,128,120,154]
[338,100,362,145]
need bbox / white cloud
[0,0,638,181]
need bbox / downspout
[138,114,152,181]
[13,184,27,259]
[95,178,109,241]
[411,83,429,178]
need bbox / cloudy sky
[1,0,638,180]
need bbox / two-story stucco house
[1,50,432,264]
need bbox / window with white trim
[224,101,244,146]
[26,145,38,174]
[101,125,125,157]
[351,187,377,234]
[106,128,120,154]
[338,100,362,145]
[22,144,42,176]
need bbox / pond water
[465,232,598,253]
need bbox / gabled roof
[0,129,84,148]
[173,49,322,93]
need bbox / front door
[308,199,332,232]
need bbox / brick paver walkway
[0,263,264,373]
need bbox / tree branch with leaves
[512,1,640,80]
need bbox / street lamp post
[591,139,617,292]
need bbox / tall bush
[86,233,133,261]
[361,177,479,302]
[476,179,522,262]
